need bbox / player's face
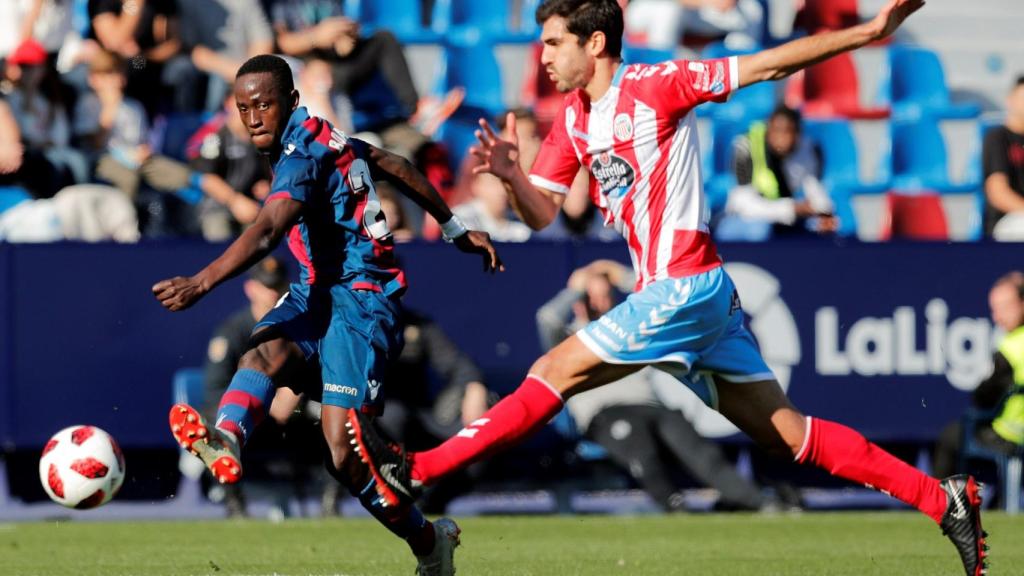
[234,72,298,152]
[766,115,799,156]
[990,283,1024,333]
[539,16,593,93]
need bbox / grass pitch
[2,512,1022,575]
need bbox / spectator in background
[624,0,764,50]
[718,105,837,241]
[933,272,1024,480]
[453,170,533,243]
[87,0,183,115]
[269,0,463,239]
[376,183,418,242]
[537,259,773,512]
[176,0,274,112]
[2,38,86,196]
[183,94,270,240]
[982,76,1024,240]
[375,306,499,514]
[200,255,325,517]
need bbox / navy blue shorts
[254,283,402,411]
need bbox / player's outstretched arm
[471,114,564,231]
[366,143,504,273]
[152,198,303,311]
[736,0,924,87]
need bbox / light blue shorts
[577,266,774,408]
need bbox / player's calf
[346,408,421,507]
[169,404,242,484]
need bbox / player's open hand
[152,276,208,311]
[454,230,505,274]
[470,113,520,182]
[868,0,924,41]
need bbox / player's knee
[528,352,557,381]
[236,347,268,373]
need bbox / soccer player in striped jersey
[153,54,502,576]
[348,1,988,574]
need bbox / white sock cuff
[526,373,564,402]
[793,416,813,463]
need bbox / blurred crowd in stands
[0,0,1020,244]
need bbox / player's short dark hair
[236,54,294,99]
[536,0,623,59]
[1014,75,1024,90]
[769,105,802,130]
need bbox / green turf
[1,512,1022,575]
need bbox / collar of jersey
[592,61,627,107]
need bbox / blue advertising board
[0,240,1019,449]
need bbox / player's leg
[322,287,461,575]
[349,334,639,504]
[170,335,296,483]
[715,377,987,575]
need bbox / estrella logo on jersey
[589,152,635,198]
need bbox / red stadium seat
[794,0,860,33]
[879,191,949,241]
[786,52,890,119]
[521,43,564,136]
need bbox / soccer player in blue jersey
[152,54,501,576]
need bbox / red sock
[411,375,564,485]
[798,417,948,523]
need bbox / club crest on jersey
[613,113,633,141]
[710,61,726,95]
[590,152,635,198]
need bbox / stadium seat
[703,117,750,214]
[342,0,440,44]
[0,187,31,215]
[793,0,860,32]
[432,0,534,43]
[621,43,674,66]
[786,52,890,119]
[438,43,504,117]
[699,42,775,123]
[882,45,981,120]
[959,407,1023,514]
[889,117,976,193]
[878,191,949,241]
[151,112,213,163]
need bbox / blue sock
[357,478,427,540]
[215,368,275,444]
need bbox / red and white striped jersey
[530,56,739,290]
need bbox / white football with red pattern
[38,425,126,509]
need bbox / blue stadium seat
[0,187,31,215]
[699,42,775,123]
[435,111,482,172]
[703,117,749,214]
[343,0,440,44]
[621,43,674,66]
[888,117,976,193]
[437,43,504,116]
[958,406,1022,513]
[151,112,212,162]
[882,45,980,120]
[432,0,534,43]
[550,409,609,462]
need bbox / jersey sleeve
[528,104,581,194]
[267,153,317,204]
[631,56,739,117]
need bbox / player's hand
[867,0,925,41]
[152,276,208,311]
[453,230,505,273]
[470,113,520,182]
